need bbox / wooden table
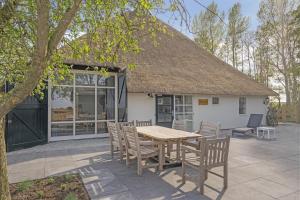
[136,126,201,170]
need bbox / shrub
[47,177,55,185]
[17,180,33,192]
[64,192,78,200]
[36,191,44,198]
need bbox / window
[212,97,219,104]
[239,97,246,114]
[50,72,116,138]
[174,95,193,131]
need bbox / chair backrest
[122,126,139,151]
[200,136,230,169]
[136,119,152,127]
[172,119,187,131]
[247,114,263,128]
[118,121,135,130]
[107,122,122,145]
[198,121,220,138]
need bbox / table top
[136,126,201,141]
[257,126,276,130]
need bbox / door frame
[155,94,174,128]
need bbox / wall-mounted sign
[198,99,208,105]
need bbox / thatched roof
[125,22,276,96]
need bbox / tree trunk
[0,117,11,200]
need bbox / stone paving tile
[244,178,295,198]
[95,191,137,200]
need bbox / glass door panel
[97,88,115,120]
[75,88,95,121]
[156,95,173,128]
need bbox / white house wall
[127,93,268,130]
[127,93,156,123]
[192,95,267,130]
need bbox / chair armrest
[181,145,201,154]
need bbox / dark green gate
[5,93,48,152]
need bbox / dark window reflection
[97,75,115,87]
[97,88,115,120]
[75,88,95,120]
[75,74,96,86]
[97,122,108,134]
[51,123,73,137]
[75,122,95,135]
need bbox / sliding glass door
[49,71,116,141]
[174,95,193,131]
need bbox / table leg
[176,140,180,162]
[159,141,165,171]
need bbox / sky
[157,0,261,38]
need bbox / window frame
[212,97,219,105]
[48,70,118,141]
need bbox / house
[5,20,276,151]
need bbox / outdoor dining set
[107,119,231,194]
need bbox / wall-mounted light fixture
[147,93,153,98]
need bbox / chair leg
[224,164,228,189]
[126,151,130,167]
[205,169,208,180]
[119,147,123,161]
[110,144,114,158]
[137,157,142,176]
[199,169,205,195]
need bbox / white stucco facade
[127,93,268,130]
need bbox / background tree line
[192,0,300,105]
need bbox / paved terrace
[7,124,300,200]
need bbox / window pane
[185,106,193,112]
[175,96,183,104]
[185,114,193,120]
[97,88,115,120]
[97,122,108,134]
[75,74,96,86]
[51,123,73,137]
[54,73,73,85]
[175,105,184,113]
[76,88,95,120]
[175,114,184,120]
[184,96,192,105]
[239,97,246,114]
[51,86,73,122]
[75,122,95,135]
[97,75,115,87]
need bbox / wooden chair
[122,126,159,175]
[167,119,188,157]
[181,136,230,194]
[107,121,124,161]
[136,119,152,127]
[183,121,220,149]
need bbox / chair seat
[140,146,158,157]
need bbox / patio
[7,123,300,200]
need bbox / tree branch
[0,0,50,118]
[47,0,81,58]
